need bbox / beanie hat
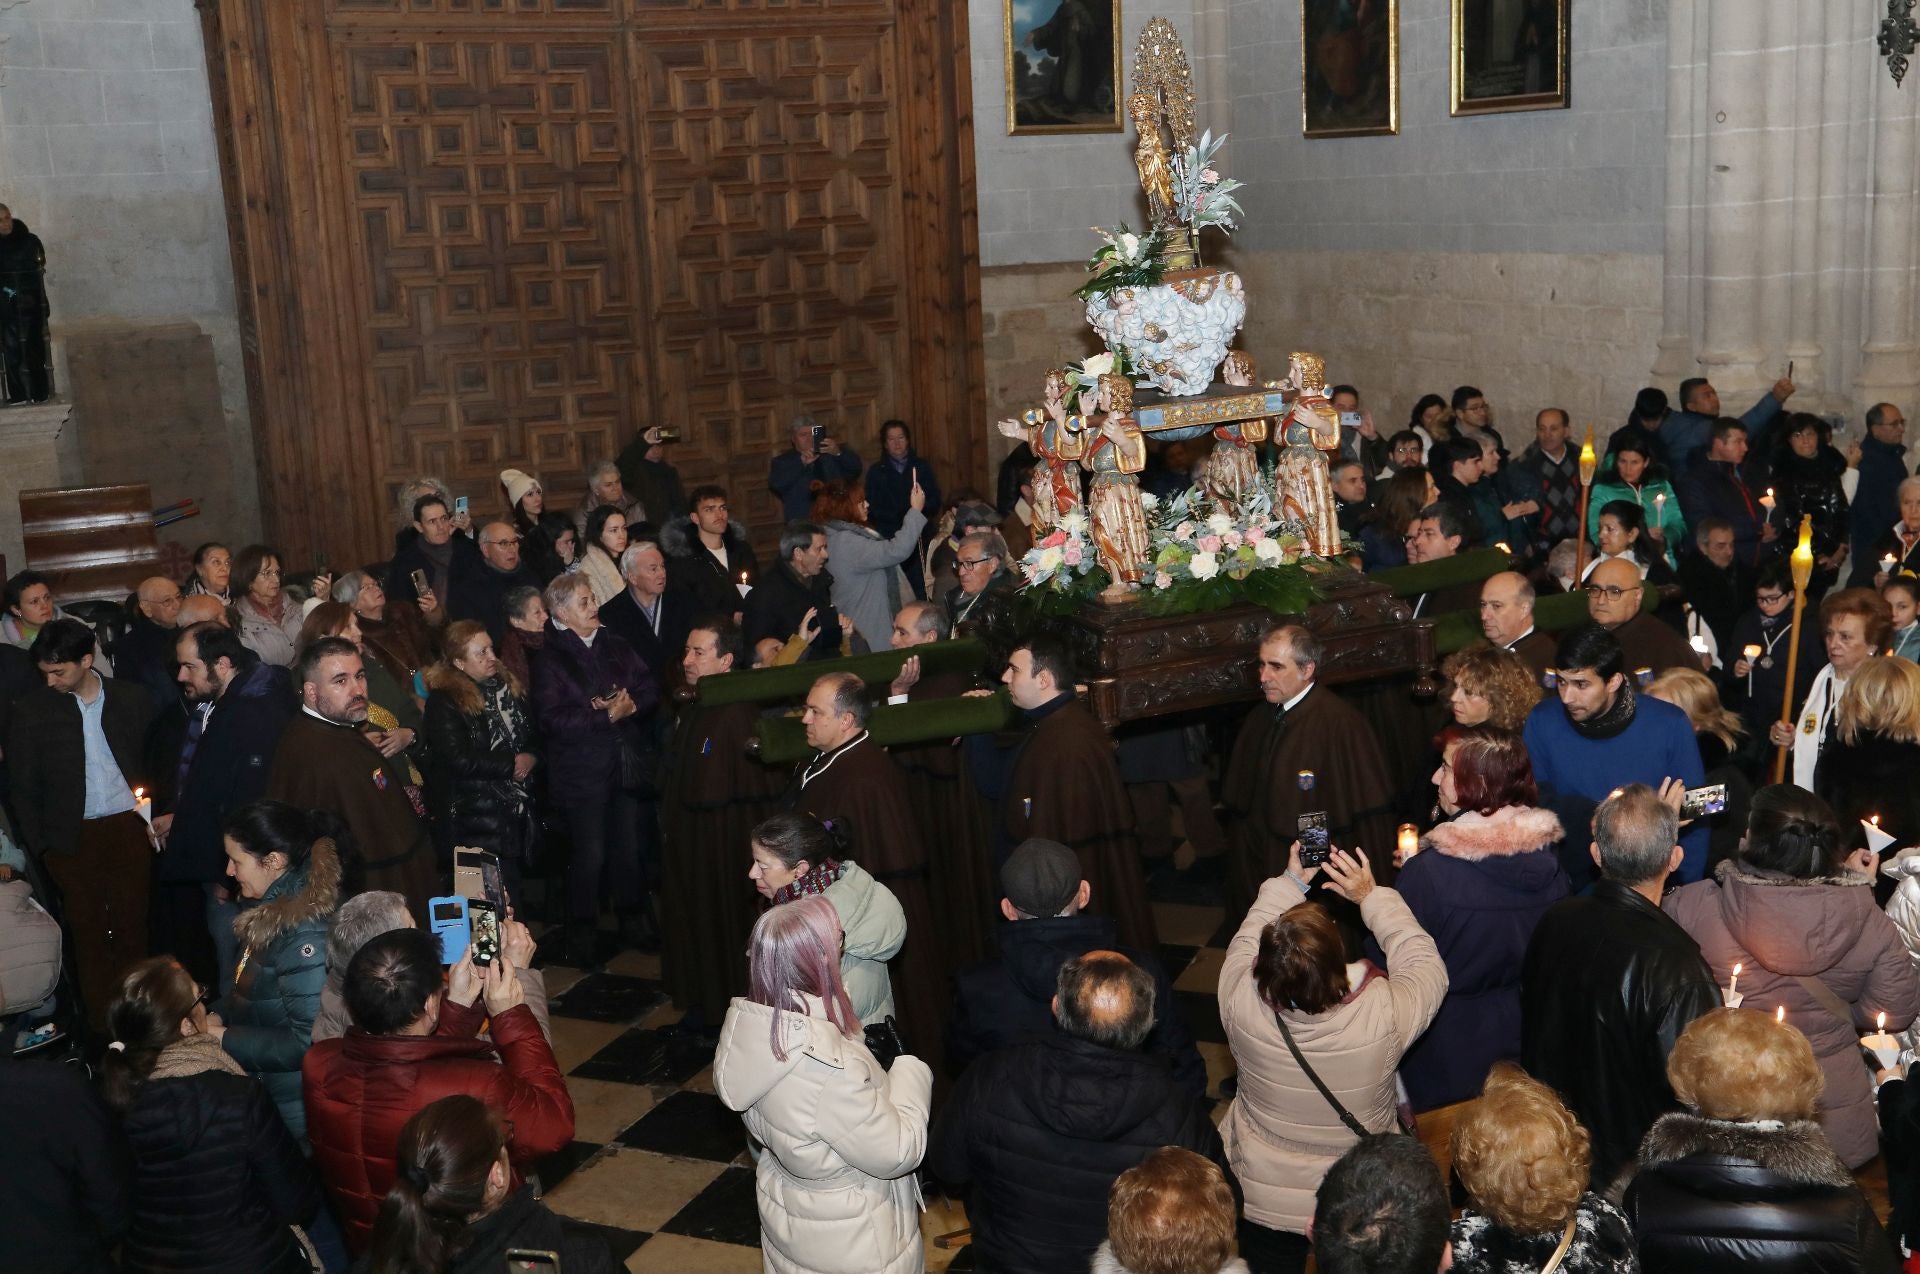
[500,469,540,512]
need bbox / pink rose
[1041,529,1069,549]
[1223,530,1243,550]
[1198,535,1223,554]
[1154,571,1174,589]
[1202,168,1219,183]
[1063,543,1084,566]
[1245,526,1266,543]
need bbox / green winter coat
[218,837,339,1144]
[1589,475,1686,568]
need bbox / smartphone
[506,1252,561,1273]
[1298,811,1331,867]
[453,847,504,913]
[811,422,826,449]
[410,568,429,595]
[469,899,500,967]
[427,895,471,965]
[1680,783,1728,820]
[1337,411,1362,429]
[453,495,468,517]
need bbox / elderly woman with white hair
[1872,474,1920,586]
[572,458,648,540]
[333,567,434,694]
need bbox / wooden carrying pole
[1572,425,1598,582]
[1772,515,1817,783]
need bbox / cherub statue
[996,367,1088,535]
[1130,93,1177,229]
[1273,350,1342,556]
[1199,349,1270,517]
[1087,372,1151,596]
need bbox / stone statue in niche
[996,367,1087,535]
[0,203,51,404]
[1201,348,1269,517]
[1273,350,1343,557]
[1088,372,1151,596]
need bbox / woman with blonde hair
[1095,1146,1248,1274]
[713,896,932,1274]
[1449,1064,1635,1273]
[1818,656,1920,869]
[1441,645,1544,730]
[1621,1008,1897,1271]
[1648,666,1751,873]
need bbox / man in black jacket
[386,493,487,624]
[8,619,155,1030]
[741,520,840,661]
[0,1054,130,1269]
[450,520,541,642]
[152,621,293,990]
[114,576,185,706]
[599,540,692,696]
[946,838,1204,1093]
[930,951,1227,1274]
[661,485,759,621]
[1521,783,1720,1188]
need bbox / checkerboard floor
[526,856,1239,1271]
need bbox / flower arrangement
[1171,131,1243,237]
[1016,508,1107,606]
[1074,223,1170,301]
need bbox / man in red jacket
[301,927,574,1253]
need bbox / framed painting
[1005,0,1124,135]
[1301,0,1400,138]
[1450,0,1569,115]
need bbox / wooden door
[199,0,983,569]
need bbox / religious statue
[1201,349,1269,517]
[1130,93,1177,229]
[996,367,1088,535]
[0,204,51,404]
[1273,351,1343,557]
[1088,372,1151,597]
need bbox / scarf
[417,537,454,602]
[1571,677,1638,740]
[150,1032,247,1081]
[770,857,845,905]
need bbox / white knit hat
[500,468,540,511]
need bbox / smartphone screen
[1680,784,1728,820]
[454,495,469,517]
[1297,812,1331,867]
[470,900,500,967]
[410,568,429,595]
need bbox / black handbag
[863,1015,907,1071]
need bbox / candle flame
[1881,1011,1889,1031]
[1789,515,1815,590]
[1733,963,1742,976]
[1873,814,1882,827]
[134,787,145,799]
[1495,541,1511,554]
[1578,426,1598,485]
[1776,1005,1786,1023]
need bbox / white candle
[1864,816,1896,855]
[1884,554,1899,574]
[1397,824,1419,861]
[1729,962,1741,997]
[1865,1011,1903,1067]
[1761,488,1775,524]
[736,571,752,598]
[132,786,153,827]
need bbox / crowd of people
[4,381,1920,1274]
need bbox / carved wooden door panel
[200,0,981,568]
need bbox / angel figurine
[1200,349,1270,517]
[1273,350,1343,557]
[996,367,1088,536]
[1087,373,1152,597]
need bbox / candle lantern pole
[1772,516,1816,784]
[1573,425,1598,582]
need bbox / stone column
[1695,0,1768,386]
[1856,34,1920,411]
[1653,0,1701,380]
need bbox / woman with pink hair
[713,897,933,1274]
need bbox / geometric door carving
[199,0,982,568]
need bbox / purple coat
[530,624,659,806]
[1384,805,1568,1111]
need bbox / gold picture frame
[1005,0,1125,135]
[1450,0,1570,116]
[1301,0,1400,138]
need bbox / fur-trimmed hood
[233,837,341,950]
[659,514,750,559]
[1091,1242,1248,1274]
[1705,857,1877,975]
[1424,805,1564,860]
[1634,1111,1853,1189]
[423,660,525,716]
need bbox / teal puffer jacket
[218,837,340,1144]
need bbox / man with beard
[788,670,947,1070]
[657,617,784,1029]
[268,636,438,915]
[0,204,50,403]
[887,601,997,967]
[1221,624,1395,917]
[1521,624,1707,885]
[151,621,292,990]
[965,634,1157,948]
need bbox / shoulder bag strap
[1273,1011,1371,1139]
[1538,1217,1577,1274]
[1793,972,1857,1031]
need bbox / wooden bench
[19,484,160,604]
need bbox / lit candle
[1776,1005,1786,1024]
[737,571,752,599]
[1690,634,1709,655]
[1742,644,1762,661]
[1761,487,1776,523]
[1864,816,1896,855]
[1495,541,1511,555]
[1726,961,1743,1008]
[1885,554,1899,574]
[133,786,152,827]
[1881,1011,1888,1031]
[1397,824,1419,862]
[1654,492,1666,514]
[1865,1010,1904,1067]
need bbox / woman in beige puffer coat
[714,896,933,1274]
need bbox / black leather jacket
[1520,880,1721,1188]
[1622,1111,1898,1273]
[1769,446,1851,560]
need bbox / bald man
[450,519,541,643]
[116,576,187,705]
[177,593,228,628]
[1480,571,1553,679]
[1586,557,1698,678]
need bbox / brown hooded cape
[897,670,999,969]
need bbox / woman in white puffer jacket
[713,896,933,1274]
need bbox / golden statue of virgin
[1129,93,1177,229]
[1273,350,1343,557]
[1088,372,1152,595]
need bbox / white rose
[1253,537,1283,563]
[1119,232,1141,259]
[1140,491,1160,511]
[1206,513,1233,536]
[1082,352,1116,380]
[1190,551,1219,580]
[1037,547,1065,574]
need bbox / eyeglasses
[193,982,211,1010]
[1583,584,1632,600]
[1755,591,1787,605]
[957,557,992,569]
[483,535,523,547]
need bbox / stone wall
[0,0,259,558]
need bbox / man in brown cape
[788,670,947,1072]
[267,637,438,917]
[887,601,998,969]
[659,617,786,1028]
[1587,557,1699,678]
[963,633,1157,949]
[1222,624,1397,920]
